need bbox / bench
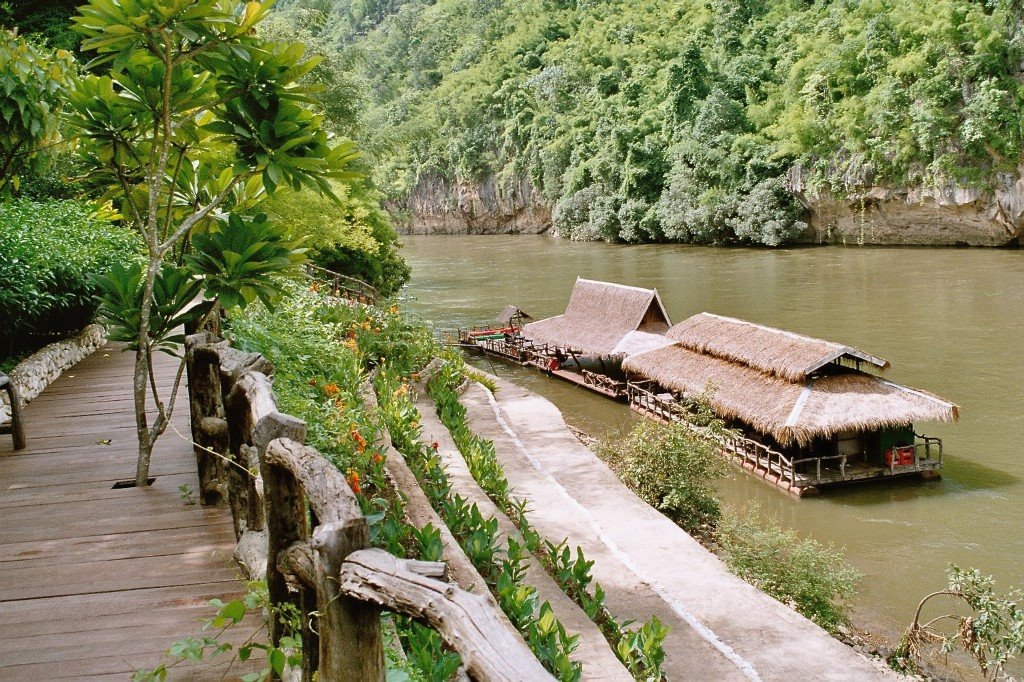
[0,372,26,450]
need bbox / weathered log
[224,371,278,539]
[217,345,274,385]
[260,436,309,654]
[313,520,384,682]
[263,438,361,524]
[235,529,269,581]
[183,335,230,505]
[277,541,315,590]
[339,549,554,682]
[1,372,26,450]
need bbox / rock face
[787,166,1024,246]
[1,324,106,423]
[392,173,553,235]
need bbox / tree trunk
[133,257,161,487]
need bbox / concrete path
[413,390,632,681]
[460,373,898,682]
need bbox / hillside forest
[277,0,1024,245]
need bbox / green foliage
[133,580,302,681]
[286,0,1024,245]
[890,565,1024,680]
[716,508,860,634]
[0,29,76,195]
[186,213,307,311]
[260,180,411,296]
[598,415,726,536]
[93,262,212,355]
[0,198,140,355]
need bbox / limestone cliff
[787,165,1024,247]
[391,174,552,235]
[396,168,1023,246]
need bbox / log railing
[184,333,552,682]
[304,263,378,304]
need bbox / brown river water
[398,234,1023,647]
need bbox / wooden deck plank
[0,343,259,680]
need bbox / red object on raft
[885,446,916,467]
[546,357,560,372]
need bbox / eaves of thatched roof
[668,313,889,382]
[522,278,671,358]
[623,344,958,446]
[496,305,534,325]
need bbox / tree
[890,565,1024,680]
[0,28,75,195]
[70,0,360,486]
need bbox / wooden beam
[339,549,554,682]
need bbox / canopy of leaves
[282,0,1024,245]
[0,29,76,195]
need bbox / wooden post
[261,440,309,654]
[224,371,277,539]
[1,374,26,450]
[184,335,230,505]
[312,519,384,682]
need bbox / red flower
[350,428,367,452]
[431,441,439,451]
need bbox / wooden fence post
[261,445,308,656]
[184,334,230,505]
[223,371,276,539]
[313,518,384,682]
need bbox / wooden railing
[184,333,551,681]
[305,263,378,304]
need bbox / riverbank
[455,369,897,680]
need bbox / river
[398,234,1023,649]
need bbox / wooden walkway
[0,343,257,680]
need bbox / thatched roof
[496,305,533,326]
[610,331,675,359]
[522,278,671,358]
[668,313,889,382]
[623,345,958,446]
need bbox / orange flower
[307,379,318,387]
[334,398,347,411]
[309,282,320,292]
[373,327,381,334]
[411,373,420,382]
[345,469,361,494]
[388,305,399,314]
[373,453,385,464]
[322,383,339,396]
[350,428,367,452]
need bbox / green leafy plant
[186,213,306,311]
[889,565,1024,680]
[716,508,860,634]
[597,415,726,537]
[0,198,140,359]
[0,28,75,195]
[69,0,361,487]
[133,580,302,682]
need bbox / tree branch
[158,174,247,253]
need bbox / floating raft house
[521,278,672,359]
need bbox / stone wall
[1,324,106,423]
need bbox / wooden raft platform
[0,344,257,680]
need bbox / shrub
[597,416,726,536]
[716,509,860,634]
[0,198,140,356]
